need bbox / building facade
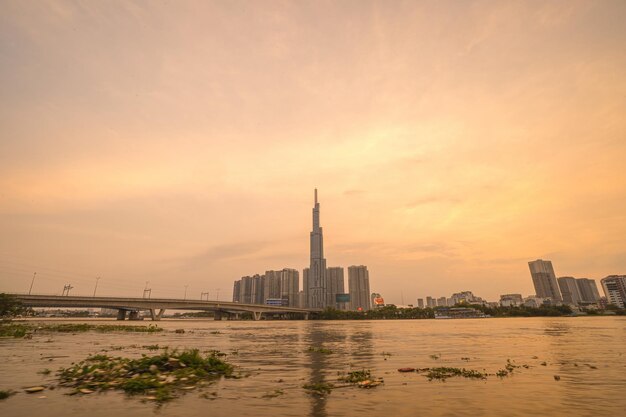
[348,265,371,311]
[557,277,582,305]
[528,259,562,302]
[417,298,424,308]
[326,266,345,309]
[576,278,601,304]
[601,275,626,308]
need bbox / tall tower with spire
[308,188,327,308]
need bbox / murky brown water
[1,317,625,417]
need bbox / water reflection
[304,323,374,417]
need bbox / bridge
[10,294,320,321]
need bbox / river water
[0,317,624,417]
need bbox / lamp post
[93,277,100,297]
[29,272,36,295]
[184,285,188,300]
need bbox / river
[0,317,624,417]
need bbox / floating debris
[397,368,416,373]
[24,386,46,393]
[429,353,441,360]
[58,349,233,402]
[554,375,561,381]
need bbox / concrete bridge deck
[10,294,320,321]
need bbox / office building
[308,189,327,309]
[528,259,562,302]
[601,275,626,308]
[348,265,371,311]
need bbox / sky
[0,0,625,304]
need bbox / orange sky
[1,0,625,303]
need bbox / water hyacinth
[59,349,233,402]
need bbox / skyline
[1,1,625,304]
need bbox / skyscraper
[528,259,562,302]
[601,275,626,308]
[348,265,370,311]
[557,277,581,305]
[417,298,424,308]
[308,189,327,309]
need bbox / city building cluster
[525,259,625,309]
[415,260,625,311]
[232,190,372,311]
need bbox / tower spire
[314,188,318,204]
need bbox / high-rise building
[417,298,424,308]
[308,189,327,309]
[601,275,626,308]
[264,270,282,301]
[437,297,447,307]
[426,296,435,308]
[348,265,370,311]
[232,269,298,306]
[302,268,309,308]
[557,277,581,305]
[576,278,601,304]
[528,259,562,302]
[326,267,345,309]
[280,268,300,307]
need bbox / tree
[0,293,26,318]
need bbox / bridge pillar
[253,311,263,321]
[150,309,165,321]
[128,311,140,320]
[304,313,309,320]
[214,311,223,321]
[116,310,127,320]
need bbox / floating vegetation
[540,362,547,366]
[307,346,333,354]
[461,357,471,361]
[142,345,162,351]
[174,329,185,334]
[262,389,284,398]
[340,369,371,383]
[38,368,52,375]
[0,323,162,338]
[0,324,28,338]
[429,353,441,360]
[303,382,334,396]
[0,390,15,400]
[554,375,561,381]
[338,369,383,388]
[381,351,393,357]
[496,369,509,377]
[505,359,521,373]
[209,331,222,335]
[424,367,487,381]
[398,367,416,373]
[58,349,233,402]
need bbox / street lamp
[29,272,36,295]
[184,285,188,300]
[93,277,100,297]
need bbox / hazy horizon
[1,0,625,304]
